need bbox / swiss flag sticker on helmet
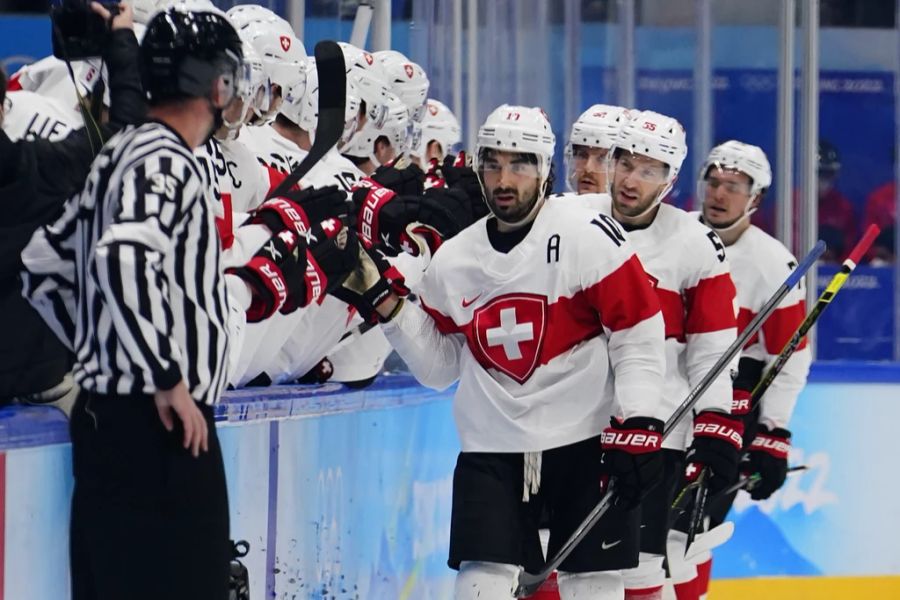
[473,293,547,384]
[364,52,374,65]
[280,35,292,52]
[404,64,414,79]
[428,103,439,116]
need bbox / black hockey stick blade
[267,40,346,200]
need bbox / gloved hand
[744,425,791,500]
[329,239,396,322]
[351,179,462,256]
[369,161,425,196]
[683,411,744,495]
[441,151,487,219]
[252,185,349,235]
[227,229,307,323]
[287,217,358,311]
[600,416,665,509]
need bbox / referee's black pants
[69,390,230,600]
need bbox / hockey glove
[329,240,395,322]
[424,157,446,189]
[285,217,359,312]
[441,151,489,220]
[744,425,791,500]
[683,411,744,495]
[252,185,350,236]
[369,161,426,196]
[352,180,462,256]
[600,416,665,509]
[227,229,307,323]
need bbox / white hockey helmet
[132,0,220,24]
[701,140,772,197]
[224,4,285,29]
[610,109,687,202]
[221,40,270,137]
[374,50,430,123]
[410,98,462,160]
[565,104,630,192]
[568,104,631,151]
[229,15,306,99]
[342,91,410,165]
[296,58,362,147]
[338,43,392,131]
[699,140,772,231]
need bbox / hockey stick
[267,40,347,200]
[684,467,710,553]
[514,239,826,598]
[747,224,881,409]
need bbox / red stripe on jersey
[215,192,234,249]
[265,165,301,195]
[584,254,662,332]
[655,287,685,342]
[6,73,21,91]
[418,254,659,383]
[684,272,737,334]
[737,307,760,349]
[761,300,807,354]
[420,300,460,335]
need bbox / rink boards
[0,367,899,599]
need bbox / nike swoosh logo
[601,540,622,550]
[461,294,482,308]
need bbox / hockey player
[565,104,630,195]
[410,98,462,166]
[675,141,811,600]
[579,110,742,600]
[329,104,668,600]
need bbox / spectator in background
[816,139,858,262]
[862,158,896,263]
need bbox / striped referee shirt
[21,121,231,405]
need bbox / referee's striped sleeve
[20,193,81,351]
[92,153,198,390]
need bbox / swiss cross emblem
[474,293,547,384]
[364,52,374,65]
[404,63,414,79]
[428,103,438,116]
[280,35,292,52]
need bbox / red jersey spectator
[862,181,896,263]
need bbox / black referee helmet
[140,7,243,106]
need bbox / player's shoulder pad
[742,225,801,284]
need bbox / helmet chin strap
[705,198,758,233]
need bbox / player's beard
[611,183,658,218]
[487,186,540,225]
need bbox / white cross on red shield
[473,293,547,384]
[280,35,292,52]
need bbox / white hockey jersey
[699,220,811,430]
[381,195,666,453]
[581,195,739,450]
[2,90,79,142]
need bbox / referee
[21,8,243,600]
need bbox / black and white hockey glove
[329,241,393,322]
[744,425,791,500]
[441,151,489,221]
[286,217,358,312]
[683,411,744,495]
[600,416,665,509]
